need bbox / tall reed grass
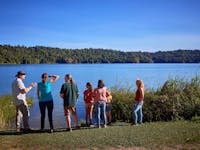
[111,76,200,122]
[0,95,33,129]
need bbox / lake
[0,63,200,128]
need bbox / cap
[15,71,26,77]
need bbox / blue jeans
[132,101,144,124]
[96,101,107,126]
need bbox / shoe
[107,122,112,126]
[66,128,72,132]
[131,123,138,126]
[89,124,94,127]
[49,129,54,133]
[23,128,33,133]
[103,125,107,128]
[16,127,21,132]
[39,128,45,133]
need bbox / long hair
[65,74,74,85]
[136,79,145,90]
[98,80,105,88]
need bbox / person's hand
[76,93,79,99]
[60,94,64,99]
[132,103,136,107]
[31,82,37,88]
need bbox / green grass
[0,121,200,150]
[0,95,34,129]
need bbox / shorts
[64,106,77,116]
[106,104,112,112]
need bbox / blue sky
[0,0,200,52]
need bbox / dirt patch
[77,144,200,150]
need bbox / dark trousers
[39,101,54,129]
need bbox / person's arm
[60,93,64,99]
[20,83,36,94]
[106,89,110,97]
[60,84,64,99]
[50,75,60,83]
[138,88,144,101]
[76,84,79,99]
[91,89,94,103]
[92,89,97,103]
[37,88,40,101]
[83,91,86,102]
[76,92,79,99]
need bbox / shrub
[111,76,200,122]
[111,83,134,122]
[0,109,6,129]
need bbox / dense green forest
[0,45,200,64]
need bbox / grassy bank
[0,95,34,129]
[0,121,200,149]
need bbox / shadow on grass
[0,125,99,135]
[0,121,131,136]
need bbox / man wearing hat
[12,71,36,132]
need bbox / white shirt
[12,78,27,106]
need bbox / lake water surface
[0,64,200,128]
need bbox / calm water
[0,64,200,128]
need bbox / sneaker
[89,124,94,128]
[50,129,54,133]
[39,128,45,133]
[66,128,72,132]
[16,127,21,132]
[107,122,112,126]
[23,128,33,133]
[103,125,107,128]
[131,123,138,126]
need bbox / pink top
[93,87,107,102]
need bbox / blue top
[38,81,53,102]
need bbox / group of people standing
[83,80,113,128]
[12,70,144,133]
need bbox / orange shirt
[84,89,93,104]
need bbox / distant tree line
[0,45,200,64]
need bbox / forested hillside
[0,45,200,64]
